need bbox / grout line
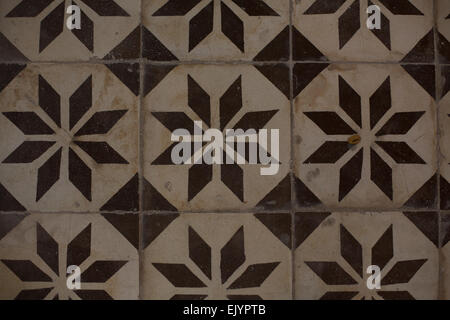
[289,0,296,301]
[433,0,443,300]
[0,59,441,66]
[2,209,450,216]
[138,0,145,301]
[0,207,445,215]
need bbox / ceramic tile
[143,64,291,212]
[0,0,446,301]
[293,0,434,62]
[142,0,290,61]
[295,211,439,300]
[0,63,138,212]
[437,0,450,64]
[294,63,437,209]
[0,0,141,61]
[0,213,139,300]
[141,213,292,300]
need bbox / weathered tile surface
[0,213,139,299]
[0,0,447,301]
[143,64,290,212]
[0,0,141,61]
[0,64,138,212]
[293,0,434,62]
[143,0,290,61]
[295,211,439,300]
[141,213,292,300]
[294,63,436,209]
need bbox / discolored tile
[294,63,437,209]
[0,63,138,212]
[0,0,141,61]
[0,213,138,300]
[142,213,291,300]
[142,0,290,61]
[143,64,290,212]
[293,0,434,62]
[295,211,439,300]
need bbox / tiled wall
[0,0,449,300]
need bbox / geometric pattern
[143,0,290,61]
[295,212,439,300]
[142,213,291,300]
[143,64,290,211]
[0,0,447,300]
[0,0,141,60]
[295,64,437,208]
[294,0,434,62]
[0,64,138,212]
[0,214,138,300]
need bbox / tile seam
[433,0,443,300]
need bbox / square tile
[295,211,439,300]
[0,63,139,212]
[437,0,450,64]
[0,0,141,61]
[293,0,434,62]
[142,0,290,61]
[0,213,139,300]
[141,213,292,300]
[143,64,291,212]
[294,63,437,209]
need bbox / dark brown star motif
[152,74,278,202]
[153,0,278,52]
[304,76,425,201]
[304,0,423,49]
[6,0,129,52]
[2,74,128,201]
[153,225,280,300]
[1,223,127,300]
[306,224,427,300]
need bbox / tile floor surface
[0,0,449,300]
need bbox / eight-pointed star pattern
[305,223,427,300]
[303,76,426,201]
[151,74,279,202]
[2,74,128,202]
[152,225,280,300]
[1,222,127,300]
[152,0,279,52]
